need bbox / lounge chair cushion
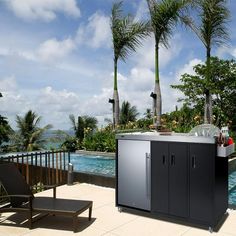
[25,197,92,216]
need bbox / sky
[0,0,236,130]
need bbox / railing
[0,150,70,192]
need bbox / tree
[110,1,150,127]
[185,0,230,123]
[69,115,97,142]
[162,103,203,132]
[15,110,52,151]
[120,101,139,125]
[146,0,192,128]
[144,108,152,119]
[136,108,153,129]
[0,115,13,146]
[171,57,236,129]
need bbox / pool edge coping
[75,150,115,158]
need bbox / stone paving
[0,183,236,236]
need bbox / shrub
[60,137,81,152]
[83,128,116,152]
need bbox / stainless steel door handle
[146,153,151,198]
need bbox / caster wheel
[208,226,213,233]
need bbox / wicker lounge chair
[0,163,93,232]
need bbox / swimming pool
[70,153,115,177]
[229,170,236,205]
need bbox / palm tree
[15,110,52,151]
[0,115,13,146]
[69,115,97,142]
[186,0,230,124]
[110,1,150,128]
[144,108,152,119]
[146,0,192,128]
[120,101,139,125]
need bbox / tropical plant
[144,108,152,119]
[61,136,80,152]
[110,1,150,127]
[162,103,203,132]
[185,0,230,123]
[0,115,13,146]
[69,114,97,142]
[171,57,236,129]
[146,0,192,127]
[83,128,116,152]
[120,101,139,125]
[14,110,52,151]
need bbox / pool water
[229,170,236,205]
[70,154,115,177]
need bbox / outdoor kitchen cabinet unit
[116,133,228,231]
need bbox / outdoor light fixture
[150,92,156,99]
[108,98,115,104]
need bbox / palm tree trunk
[204,48,213,124]
[113,59,120,127]
[153,82,162,127]
[113,90,120,127]
[204,90,213,124]
[153,44,162,127]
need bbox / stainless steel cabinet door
[118,140,151,211]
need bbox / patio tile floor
[0,183,236,236]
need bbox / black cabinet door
[151,142,169,214]
[169,143,188,218]
[189,144,214,223]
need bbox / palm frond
[199,0,230,49]
[120,101,139,125]
[15,110,51,151]
[147,0,192,48]
[83,116,98,129]
[69,114,77,131]
[111,1,150,61]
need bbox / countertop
[115,132,216,144]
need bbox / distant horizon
[0,0,236,130]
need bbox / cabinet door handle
[146,153,151,198]
[192,156,196,168]
[162,155,165,165]
[171,154,175,166]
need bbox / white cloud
[162,58,204,111]
[175,58,203,82]
[133,34,183,70]
[161,75,183,113]
[0,76,30,118]
[215,44,236,59]
[76,12,111,49]
[0,37,76,64]
[231,49,236,58]
[4,0,80,22]
[105,58,205,117]
[0,76,18,92]
[134,0,149,22]
[82,88,113,116]
[0,47,36,61]
[0,81,82,129]
[39,86,80,112]
[129,67,153,91]
[37,38,76,63]
[0,57,204,130]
